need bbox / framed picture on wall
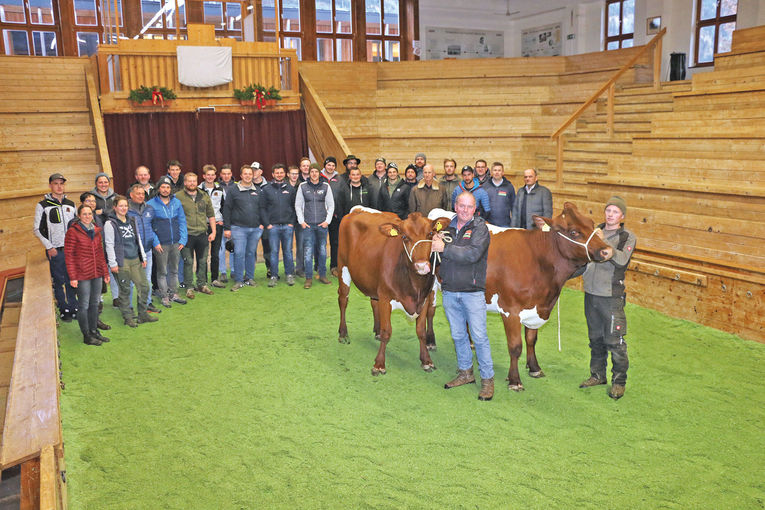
[647,17,661,35]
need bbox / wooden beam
[653,34,662,90]
[607,82,614,136]
[20,457,40,510]
[85,67,113,177]
[556,134,563,187]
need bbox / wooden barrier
[299,72,352,167]
[96,24,300,113]
[0,251,67,509]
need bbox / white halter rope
[402,233,453,275]
[556,228,602,262]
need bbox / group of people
[35,153,633,400]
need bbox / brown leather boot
[579,375,607,388]
[478,377,494,401]
[444,368,475,389]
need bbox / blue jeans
[442,290,494,379]
[303,224,327,279]
[294,224,305,273]
[75,277,101,335]
[47,248,77,314]
[268,224,294,277]
[218,235,231,276]
[231,225,263,283]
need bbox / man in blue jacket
[223,165,266,291]
[451,165,491,218]
[484,162,515,227]
[148,177,187,308]
[263,163,297,287]
[127,184,161,313]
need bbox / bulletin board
[521,23,562,57]
[425,27,504,60]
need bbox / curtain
[103,110,309,194]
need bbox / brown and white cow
[429,202,613,391]
[338,206,451,375]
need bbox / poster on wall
[521,23,562,57]
[425,27,504,60]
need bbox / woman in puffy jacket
[65,204,110,346]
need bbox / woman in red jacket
[65,204,111,346]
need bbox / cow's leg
[501,315,525,391]
[338,265,350,344]
[372,300,392,375]
[425,290,436,351]
[525,327,545,377]
[416,300,436,372]
[370,298,381,340]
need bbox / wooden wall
[0,56,106,270]
[300,33,765,342]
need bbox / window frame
[604,0,634,51]
[693,0,737,67]
[365,0,400,62]
[0,0,61,55]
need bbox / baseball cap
[250,161,262,170]
[49,173,66,183]
[156,176,173,188]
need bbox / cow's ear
[379,222,403,237]
[533,215,553,232]
[431,217,451,233]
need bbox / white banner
[177,46,233,88]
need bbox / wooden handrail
[550,28,666,185]
[85,65,113,179]
[299,71,352,163]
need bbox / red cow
[430,202,613,390]
[338,207,451,375]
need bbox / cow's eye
[570,230,579,237]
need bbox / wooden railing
[550,27,666,185]
[85,64,113,179]
[95,24,299,113]
[299,71,351,165]
[0,251,66,509]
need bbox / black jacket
[439,216,490,293]
[341,182,372,215]
[223,183,266,229]
[262,180,297,225]
[378,178,416,220]
[321,171,346,220]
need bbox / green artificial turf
[58,266,765,509]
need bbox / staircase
[0,56,108,270]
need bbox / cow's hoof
[508,383,525,392]
[338,336,350,344]
[426,344,437,351]
[421,363,436,373]
[529,370,545,378]
[371,367,386,376]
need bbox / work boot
[161,297,172,308]
[211,279,226,288]
[147,303,162,313]
[579,375,607,388]
[268,276,278,288]
[90,330,109,343]
[231,282,245,292]
[185,288,196,299]
[478,377,494,401]
[244,279,258,287]
[304,278,313,289]
[172,294,187,304]
[97,319,111,330]
[295,269,305,278]
[608,384,625,400]
[286,275,295,286]
[124,316,138,328]
[444,368,476,389]
[319,276,331,285]
[197,285,214,295]
[137,313,158,324]
[83,333,102,346]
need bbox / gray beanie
[415,152,426,161]
[94,172,111,184]
[606,196,627,216]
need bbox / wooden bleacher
[0,56,110,271]
[301,27,765,342]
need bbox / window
[315,0,351,61]
[695,0,737,65]
[605,0,633,50]
[76,30,99,55]
[262,0,301,58]
[1,0,60,55]
[365,0,399,62]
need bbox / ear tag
[435,221,442,231]
[390,228,398,237]
[541,223,551,232]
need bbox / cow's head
[533,202,613,263]
[378,212,452,275]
